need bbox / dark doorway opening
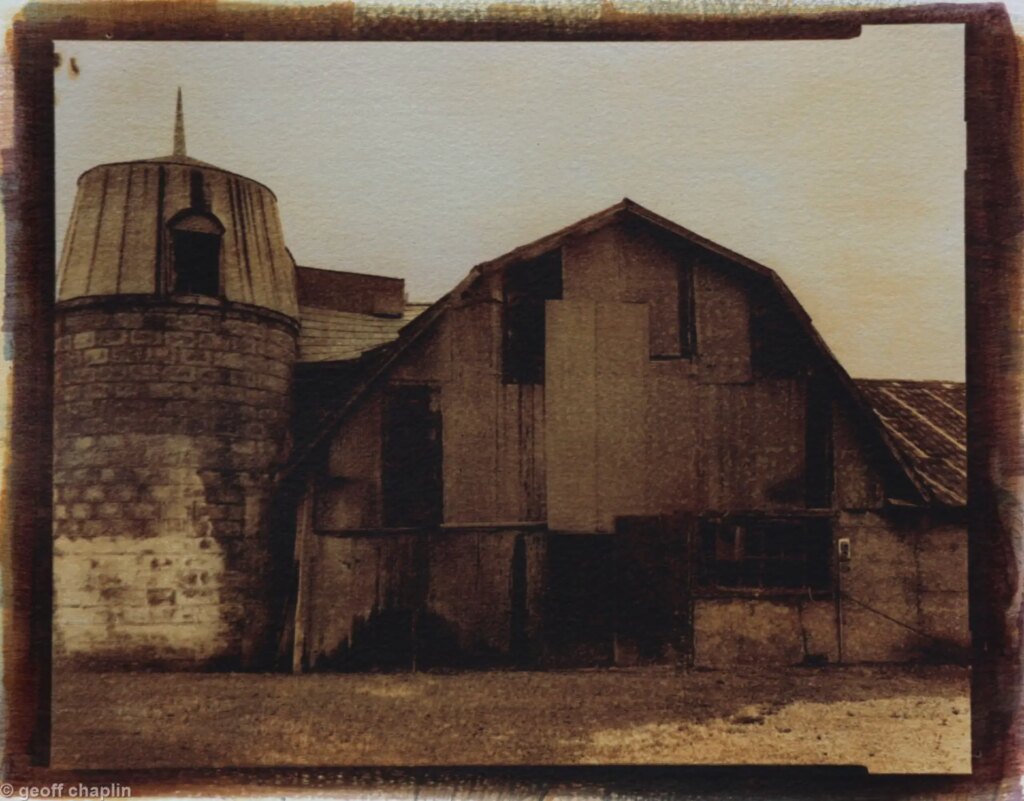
[382,384,443,528]
[614,515,693,666]
[542,535,615,667]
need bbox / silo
[53,95,298,669]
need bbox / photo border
[4,2,1020,796]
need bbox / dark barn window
[502,250,563,385]
[382,384,443,528]
[698,517,831,592]
[805,374,835,508]
[168,212,223,297]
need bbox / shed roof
[298,303,430,363]
[854,379,966,507]
[296,266,406,317]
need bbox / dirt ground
[51,665,970,774]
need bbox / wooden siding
[545,300,598,531]
[698,381,807,510]
[833,398,887,510]
[315,216,888,533]
[320,396,383,530]
[644,359,702,511]
[319,291,548,528]
[398,292,547,525]
[298,211,967,670]
[695,259,752,384]
[619,224,688,357]
[300,529,544,669]
[297,304,424,363]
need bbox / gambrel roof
[280,198,959,509]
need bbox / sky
[54,25,965,380]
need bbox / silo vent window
[168,211,223,297]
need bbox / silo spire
[173,87,186,157]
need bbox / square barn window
[698,516,832,592]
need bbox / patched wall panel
[595,301,649,531]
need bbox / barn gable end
[282,199,965,672]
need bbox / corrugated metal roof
[855,379,966,507]
[297,303,430,363]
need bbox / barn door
[542,535,616,667]
[614,513,695,667]
[382,384,443,528]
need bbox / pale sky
[55,26,965,380]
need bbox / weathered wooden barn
[281,199,968,672]
[53,110,967,671]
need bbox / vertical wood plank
[545,299,598,532]
[561,224,625,302]
[495,384,520,521]
[291,480,314,673]
[118,166,159,294]
[62,170,105,298]
[89,167,132,295]
[644,360,700,513]
[530,385,547,522]
[444,302,499,523]
[696,261,752,384]
[595,301,649,531]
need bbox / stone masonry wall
[53,298,296,669]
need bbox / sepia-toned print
[49,33,969,775]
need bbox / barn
[52,115,967,671]
[281,199,968,672]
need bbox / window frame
[695,514,834,598]
[164,208,225,298]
